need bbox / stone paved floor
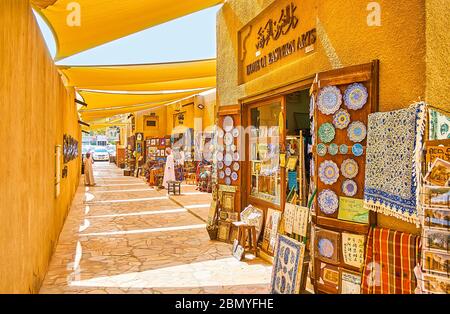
[40,162,271,294]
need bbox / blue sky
[34,5,221,66]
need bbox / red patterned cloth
[361,227,421,294]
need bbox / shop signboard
[238,0,317,84]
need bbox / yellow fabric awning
[78,89,205,110]
[31,0,224,60]
[80,102,169,121]
[58,59,216,87]
[76,76,216,92]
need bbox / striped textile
[361,228,421,294]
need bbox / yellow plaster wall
[135,106,168,139]
[217,0,430,111]
[0,0,81,293]
[217,0,444,234]
[425,0,450,109]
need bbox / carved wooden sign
[238,0,317,84]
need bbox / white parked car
[92,147,110,161]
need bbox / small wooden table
[232,221,257,257]
[167,181,181,195]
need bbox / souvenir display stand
[420,136,450,294]
[145,136,171,163]
[214,105,243,243]
[310,62,379,294]
[125,135,136,175]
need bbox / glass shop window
[249,101,282,205]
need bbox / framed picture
[160,138,166,146]
[316,261,340,294]
[232,239,244,261]
[341,232,366,269]
[240,205,264,242]
[422,273,450,294]
[222,192,235,212]
[270,235,306,294]
[424,158,450,186]
[219,210,229,221]
[160,149,165,157]
[423,229,449,253]
[218,221,231,242]
[423,250,449,275]
[422,186,450,208]
[315,227,340,265]
[166,138,171,146]
[150,139,155,146]
[156,150,160,157]
[424,207,450,230]
[261,208,282,255]
[340,269,362,294]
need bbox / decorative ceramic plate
[352,144,364,157]
[317,143,327,156]
[347,121,367,143]
[342,179,358,197]
[231,145,237,152]
[225,167,232,176]
[232,128,240,138]
[328,143,339,156]
[319,160,340,185]
[225,145,233,152]
[344,83,368,110]
[333,109,351,129]
[217,152,224,161]
[218,161,224,170]
[223,116,234,132]
[224,132,234,145]
[218,129,225,138]
[339,144,348,155]
[318,189,339,215]
[318,238,335,258]
[225,177,232,186]
[233,162,240,171]
[231,172,238,181]
[233,152,240,161]
[216,145,224,153]
[318,123,336,143]
[219,171,225,179]
[341,159,359,179]
[318,86,342,115]
[224,153,233,167]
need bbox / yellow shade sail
[58,59,216,87]
[78,89,205,110]
[32,0,224,60]
[80,101,171,121]
[77,76,216,92]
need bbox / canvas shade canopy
[75,76,216,92]
[78,89,206,110]
[58,59,217,88]
[79,100,174,121]
[31,0,224,60]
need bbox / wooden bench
[167,180,181,195]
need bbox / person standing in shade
[162,147,175,188]
[84,152,96,186]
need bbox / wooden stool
[167,181,181,195]
[233,222,257,257]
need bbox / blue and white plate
[342,179,358,197]
[328,143,339,156]
[352,144,364,157]
[339,144,348,155]
[319,160,340,185]
[317,143,327,157]
[347,121,367,143]
[318,189,339,215]
[318,86,342,115]
[344,83,368,110]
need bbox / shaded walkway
[40,162,271,294]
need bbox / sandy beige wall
[0,0,81,293]
[425,0,450,109]
[217,0,430,111]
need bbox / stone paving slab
[40,163,271,294]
